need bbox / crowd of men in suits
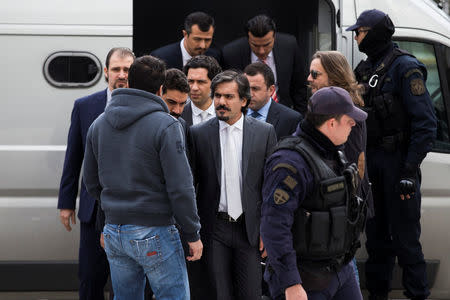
[58,12,356,299]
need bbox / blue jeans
[103,224,189,300]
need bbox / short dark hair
[306,111,343,127]
[183,55,222,81]
[128,55,166,94]
[162,68,190,94]
[210,70,250,113]
[184,11,215,34]
[244,62,275,88]
[245,14,276,37]
[105,47,135,69]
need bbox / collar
[247,98,272,118]
[106,88,112,104]
[219,113,244,131]
[251,50,273,63]
[191,100,215,116]
[180,38,192,67]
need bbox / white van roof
[0,0,132,35]
[343,0,450,41]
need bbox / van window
[43,52,102,88]
[396,40,450,152]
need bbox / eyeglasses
[355,29,370,37]
[310,70,323,80]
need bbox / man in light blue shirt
[245,62,302,140]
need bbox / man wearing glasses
[348,9,436,300]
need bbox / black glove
[399,178,416,196]
[399,163,418,199]
[343,163,359,196]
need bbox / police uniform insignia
[283,175,298,190]
[274,189,289,205]
[272,163,297,174]
[410,78,426,96]
[357,152,365,180]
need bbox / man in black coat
[222,14,307,114]
[244,62,302,140]
[151,11,222,70]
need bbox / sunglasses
[310,70,323,80]
[355,29,370,37]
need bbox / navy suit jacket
[151,42,223,70]
[265,100,303,140]
[223,33,308,114]
[58,89,107,223]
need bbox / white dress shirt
[106,88,112,107]
[218,114,244,214]
[180,38,192,67]
[191,100,216,125]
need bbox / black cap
[346,9,387,31]
[308,87,367,122]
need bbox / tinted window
[396,40,450,152]
[43,52,102,88]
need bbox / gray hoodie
[83,88,200,242]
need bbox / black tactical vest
[355,48,415,150]
[275,136,366,271]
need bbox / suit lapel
[242,116,254,181]
[272,36,286,86]
[181,102,193,126]
[209,119,221,183]
[265,100,279,129]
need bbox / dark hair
[244,62,275,87]
[245,14,276,37]
[162,68,190,94]
[184,11,215,34]
[210,70,251,113]
[306,112,343,127]
[128,55,166,94]
[183,55,222,81]
[105,47,135,69]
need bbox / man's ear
[268,84,275,95]
[156,86,163,96]
[103,67,108,81]
[182,30,188,39]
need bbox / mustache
[170,112,181,118]
[216,105,231,111]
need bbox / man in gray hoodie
[83,55,202,300]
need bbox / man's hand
[285,284,307,300]
[100,233,105,249]
[260,236,267,258]
[59,209,76,231]
[187,239,203,261]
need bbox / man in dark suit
[181,55,222,127]
[244,62,302,140]
[151,11,222,70]
[57,47,135,300]
[222,14,308,114]
[189,71,277,299]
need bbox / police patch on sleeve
[274,188,289,205]
[410,78,426,96]
[272,163,297,174]
[283,175,298,190]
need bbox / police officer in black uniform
[346,9,437,300]
[261,87,368,300]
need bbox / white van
[1,0,449,297]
